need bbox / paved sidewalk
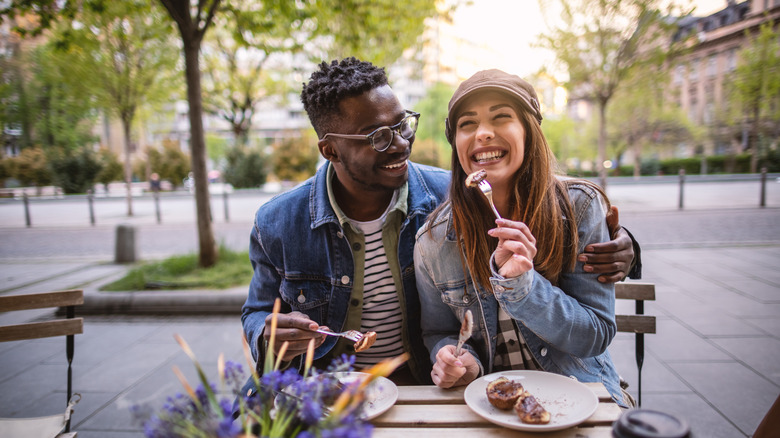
[1,244,778,437]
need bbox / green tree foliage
[201,4,297,147]
[95,147,124,190]
[0,26,27,152]
[311,0,442,67]
[53,0,180,215]
[148,143,191,190]
[48,147,102,194]
[410,138,449,169]
[9,146,52,190]
[607,63,700,176]
[541,114,581,171]
[223,145,268,188]
[726,20,780,172]
[3,43,98,152]
[0,156,10,185]
[206,134,230,168]
[538,0,687,187]
[270,130,319,182]
[413,81,453,165]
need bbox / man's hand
[578,205,635,283]
[431,344,480,389]
[263,311,326,362]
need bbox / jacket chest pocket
[279,279,331,322]
[440,281,479,308]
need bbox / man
[241,57,639,384]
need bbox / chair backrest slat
[0,319,84,343]
[0,289,84,312]
[616,315,656,334]
[615,282,655,301]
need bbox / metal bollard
[23,192,31,227]
[760,167,767,208]
[87,189,95,226]
[223,190,230,222]
[678,168,685,210]
[154,191,162,224]
[115,224,137,263]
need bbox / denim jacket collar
[309,161,440,230]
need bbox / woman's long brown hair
[434,102,602,290]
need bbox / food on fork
[465,169,487,188]
[514,391,551,424]
[485,377,525,410]
[354,331,377,352]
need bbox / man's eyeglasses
[321,111,420,152]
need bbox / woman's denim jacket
[242,161,450,383]
[414,181,629,407]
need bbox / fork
[314,328,365,343]
[477,179,502,220]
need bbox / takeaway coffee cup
[612,409,691,438]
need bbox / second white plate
[281,371,398,421]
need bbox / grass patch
[100,246,251,291]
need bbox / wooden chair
[615,282,656,407]
[0,289,84,438]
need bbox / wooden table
[371,382,621,437]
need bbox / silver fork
[314,328,364,343]
[477,179,502,220]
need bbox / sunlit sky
[451,0,734,78]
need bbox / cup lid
[612,409,691,438]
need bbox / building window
[689,95,698,123]
[673,64,685,84]
[707,55,717,77]
[689,59,699,82]
[704,102,714,125]
[727,49,737,71]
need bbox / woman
[414,69,631,407]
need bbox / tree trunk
[633,140,641,179]
[598,100,608,189]
[122,118,134,217]
[183,41,218,268]
[750,104,760,173]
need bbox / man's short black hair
[301,57,388,138]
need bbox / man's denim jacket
[414,181,629,407]
[242,161,450,383]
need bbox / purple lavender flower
[318,421,373,438]
[300,398,324,425]
[215,414,241,438]
[223,360,245,391]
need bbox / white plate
[280,371,398,421]
[464,370,599,432]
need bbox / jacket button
[540,347,548,357]
[494,285,505,292]
[341,275,350,285]
[569,375,578,381]
[351,299,360,306]
[337,231,344,239]
[352,242,362,251]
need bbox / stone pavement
[1,177,779,437]
[2,246,778,437]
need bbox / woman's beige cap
[445,69,543,144]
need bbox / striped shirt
[348,211,405,369]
